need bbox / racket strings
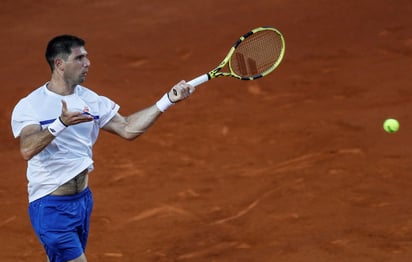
[231,30,283,78]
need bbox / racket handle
[187,74,209,88]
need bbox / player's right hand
[60,100,94,126]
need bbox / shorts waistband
[45,187,91,202]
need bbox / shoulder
[75,85,112,104]
[75,85,100,97]
[14,84,47,108]
[24,83,48,98]
[75,85,117,106]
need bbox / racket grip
[187,74,209,88]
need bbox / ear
[54,57,65,71]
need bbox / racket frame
[188,26,285,87]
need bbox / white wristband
[156,93,174,112]
[48,117,67,136]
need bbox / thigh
[46,252,87,262]
[78,189,94,250]
[29,191,92,261]
[68,253,87,262]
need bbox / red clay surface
[2,1,412,261]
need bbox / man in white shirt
[11,35,194,262]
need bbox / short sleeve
[97,96,120,128]
[11,98,39,138]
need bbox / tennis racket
[186,26,285,88]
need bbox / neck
[47,74,76,96]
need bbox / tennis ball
[383,118,399,133]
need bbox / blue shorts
[28,188,93,262]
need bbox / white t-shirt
[11,83,120,202]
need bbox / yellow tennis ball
[383,118,399,133]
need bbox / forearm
[123,92,178,138]
[104,104,164,140]
[19,118,68,160]
[20,128,55,160]
[124,104,163,137]
[104,81,195,140]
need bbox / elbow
[123,129,145,140]
[21,154,32,161]
[20,148,34,161]
[124,134,141,141]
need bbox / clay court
[1,0,412,261]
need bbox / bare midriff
[50,169,88,196]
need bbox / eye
[76,55,85,61]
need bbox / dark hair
[45,35,85,71]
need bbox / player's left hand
[168,80,195,103]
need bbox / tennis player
[11,34,194,262]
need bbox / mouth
[80,72,88,80]
[79,72,88,83]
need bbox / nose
[84,57,91,67]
